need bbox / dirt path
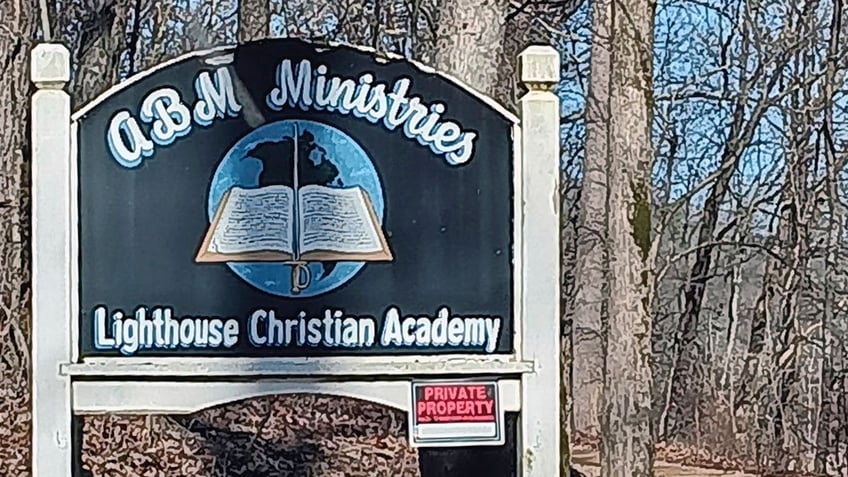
[571,449,759,477]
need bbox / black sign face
[76,39,514,357]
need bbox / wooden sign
[29,40,562,477]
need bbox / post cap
[519,45,560,87]
[31,43,70,87]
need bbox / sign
[31,41,562,477]
[75,39,515,358]
[409,381,503,447]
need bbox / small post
[31,43,73,477]
[517,45,561,477]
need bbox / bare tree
[660,0,820,445]
[0,2,41,476]
[815,3,845,473]
[571,0,610,449]
[597,0,656,474]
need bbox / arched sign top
[74,38,518,172]
[72,38,519,124]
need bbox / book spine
[291,122,301,260]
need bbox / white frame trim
[73,379,522,415]
[62,356,534,377]
[511,122,524,357]
[69,120,80,364]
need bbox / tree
[431,0,509,100]
[659,0,826,446]
[0,1,41,475]
[239,0,269,42]
[596,0,656,474]
[815,1,844,472]
[564,0,848,472]
[68,0,132,101]
[571,0,610,447]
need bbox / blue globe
[207,119,385,298]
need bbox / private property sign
[409,381,503,447]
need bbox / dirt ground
[571,449,759,477]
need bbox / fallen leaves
[81,394,421,477]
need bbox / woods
[2,0,848,476]
[565,0,848,474]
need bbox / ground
[571,447,758,477]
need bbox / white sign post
[517,45,562,477]
[29,43,561,477]
[31,42,74,477]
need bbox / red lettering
[417,385,498,424]
[434,387,445,401]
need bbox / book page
[298,185,384,255]
[209,185,294,255]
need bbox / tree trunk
[431,0,509,101]
[599,0,655,474]
[238,0,270,42]
[0,2,39,476]
[815,0,842,471]
[72,0,132,104]
[664,165,732,442]
[572,0,611,447]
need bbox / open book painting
[196,183,392,262]
[196,122,392,267]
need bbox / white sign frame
[30,42,561,477]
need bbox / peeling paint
[552,186,560,214]
[204,53,233,65]
[524,447,536,472]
